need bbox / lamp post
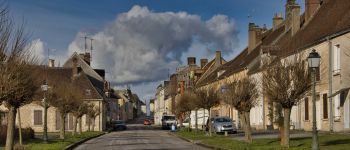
[308,49,321,150]
[41,80,48,143]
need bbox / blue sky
[10,0,305,100]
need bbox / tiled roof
[196,25,286,86]
[276,0,350,57]
[34,66,103,100]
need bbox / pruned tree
[71,101,88,135]
[262,55,310,147]
[48,82,83,140]
[87,104,100,132]
[223,77,258,143]
[175,91,197,131]
[0,7,40,150]
[194,88,220,136]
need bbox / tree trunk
[91,117,95,132]
[60,113,65,140]
[18,108,22,145]
[5,106,17,150]
[88,117,91,132]
[239,111,244,130]
[78,117,82,134]
[188,112,191,132]
[282,108,291,147]
[243,111,252,143]
[195,109,198,131]
[202,109,205,131]
[73,116,78,136]
[208,108,212,136]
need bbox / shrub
[0,125,35,145]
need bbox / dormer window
[85,89,91,96]
[217,70,226,78]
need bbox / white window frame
[333,44,341,75]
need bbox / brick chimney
[272,13,283,30]
[248,23,263,53]
[305,0,320,22]
[84,52,91,65]
[48,59,55,67]
[72,57,80,79]
[200,59,208,68]
[285,0,300,36]
[187,57,196,66]
[215,51,222,67]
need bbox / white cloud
[27,39,46,64]
[67,5,239,85]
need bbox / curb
[64,132,107,150]
[168,132,229,150]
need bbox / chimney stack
[200,59,208,68]
[272,13,283,30]
[48,59,55,67]
[248,23,262,53]
[305,0,320,22]
[84,52,91,65]
[72,57,80,79]
[215,51,222,67]
[187,57,196,66]
[285,0,301,36]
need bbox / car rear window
[163,116,175,120]
[215,118,231,122]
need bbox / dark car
[111,120,127,131]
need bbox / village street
[74,117,211,150]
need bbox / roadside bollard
[225,131,228,137]
[171,124,176,132]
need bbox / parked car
[206,117,237,134]
[111,120,127,131]
[161,115,176,129]
[144,118,152,125]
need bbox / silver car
[209,117,237,134]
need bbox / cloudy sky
[11,0,305,101]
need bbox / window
[323,94,328,119]
[33,110,43,125]
[316,67,320,81]
[305,98,309,120]
[334,94,340,117]
[56,111,74,130]
[333,44,341,74]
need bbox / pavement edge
[64,132,107,150]
[168,132,229,150]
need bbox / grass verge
[0,132,103,150]
[176,130,350,150]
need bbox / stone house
[194,0,350,132]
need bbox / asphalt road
[74,124,211,150]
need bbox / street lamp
[308,49,320,150]
[41,80,48,143]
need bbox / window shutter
[34,110,43,125]
[69,114,74,130]
[323,94,328,119]
[56,111,61,130]
[305,98,309,120]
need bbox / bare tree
[262,55,310,147]
[72,101,88,135]
[223,77,258,143]
[87,104,100,132]
[194,88,220,136]
[175,91,197,131]
[0,8,40,150]
[48,82,83,140]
